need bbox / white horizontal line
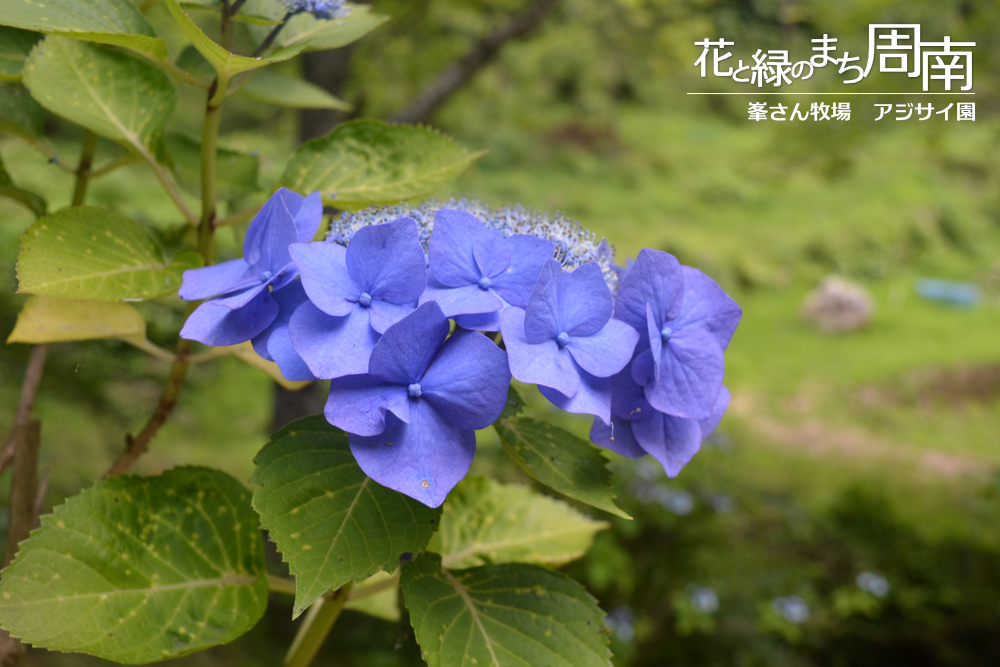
[687,92,975,95]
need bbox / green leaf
[0,83,45,138]
[245,1,389,51]
[0,0,168,60]
[16,206,202,302]
[344,571,400,621]
[251,416,441,618]
[498,384,526,421]
[162,0,306,80]
[164,133,260,199]
[430,477,608,570]
[280,120,485,210]
[0,151,45,217]
[239,68,352,110]
[23,37,177,152]
[493,417,630,520]
[6,295,146,344]
[0,467,268,663]
[0,27,41,81]
[401,553,613,667]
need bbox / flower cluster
[280,0,349,20]
[179,190,741,507]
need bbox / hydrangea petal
[180,289,278,346]
[538,366,612,423]
[522,260,561,344]
[671,266,742,350]
[368,302,450,385]
[614,249,684,347]
[472,226,511,280]
[590,416,646,459]
[566,318,639,378]
[289,242,357,317]
[428,209,486,288]
[631,412,703,477]
[644,327,724,420]
[609,365,652,421]
[367,299,417,334]
[279,189,323,243]
[288,301,378,379]
[556,261,613,337]
[421,330,511,430]
[349,402,475,507]
[178,258,251,300]
[266,326,318,381]
[345,218,427,304]
[244,190,298,272]
[454,310,501,332]
[699,386,731,439]
[501,307,580,398]
[251,280,310,361]
[325,374,410,437]
[418,281,502,318]
[490,235,555,308]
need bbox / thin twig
[27,138,77,174]
[4,420,40,567]
[1,345,48,477]
[215,202,263,227]
[90,154,143,178]
[251,13,293,58]
[71,130,98,207]
[122,336,180,363]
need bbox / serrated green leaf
[6,295,145,344]
[165,133,260,199]
[0,467,267,664]
[0,83,44,138]
[430,477,608,570]
[401,553,613,667]
[498,384,525,420]
[16,206,202,302]
[162,0,306,80]
[251,416,441,618]
[0,0,168,60]
[239,68,352,110]
[279,120,485,210]
[23,37,177,152]
[0,27,41,81]
[244,1,389,51]
[0,150,45,217]
[494,417,630,520]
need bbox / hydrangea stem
[284,584,353,667]
[71,130,98,207]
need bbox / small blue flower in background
[614,248,741,420]
[501,259,639,423]
[772,596,810,624]
[179,188,321,346]
[419,209,555,331]
[324,302,511,507]
[856,572,890,598]
[281,0,349,20]
[289,217,427,379]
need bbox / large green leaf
[0,467,268,664]
[0,27,41,81]
[164,133,260,199]
[0,0,168,60]
[280,120,485,210]
[162,0,305,80]
[244,1,389,51]
[23,37,176,152]
[401,554,613,667]
[494,417,630,520]
[239,68,352,110]
[430,477,608,570]
[251,416,441,618]
[0,83,45,138]
[7,295,145,344]
[16,206,202,302]
[0,151,45,217]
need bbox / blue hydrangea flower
[288,217,426,379]
[281,0,349,20]
[501,259,639,423]
[614,249,741,420]
[179,188,321,346]
[324,302,511,507]
[417,209,555,331]
[250,281,316,381]
[589,360,730,477]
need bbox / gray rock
[801,276,874,333]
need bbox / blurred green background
[2,0,999,665]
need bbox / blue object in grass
[915,278,979,307]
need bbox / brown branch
[389,0,561,124]
[33,469,49,529]
[4,420,40,568]
[0,345,48,476]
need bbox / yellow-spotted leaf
[7,295,145,344]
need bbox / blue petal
[266,326,318,381]
[180,289,278,346]
[428,209,493,287]
[614,249,684,348]
[178,258,252,301]
[367,299,417,334]
[644,327,724,420]
[421,330,511,429]
[288,301,379,379]
[289,242,357,317]
[349,401,476,507]
[699,385,730,439]
[281,189,323,243]
[538,364,612,424]
[454,310,501,332]
[472,225,511,280]
[251,280,310,361]
[631,411,703,478]
[325,373,409,436]
[345,218,427,304]
[211,281,269,310]
[490,235,555,308]
[418,281,503,318]
[566,318,639,378]
[590,415,647,459]
[244,189,299,273]
[645,302,662,377]
[522,260,561,343]
[501,306,580,398]
[556,261,612,337]
[670,266,742,351]
[609,364,653,421]
[368,302,450,385]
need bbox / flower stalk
[284,583,353,667]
